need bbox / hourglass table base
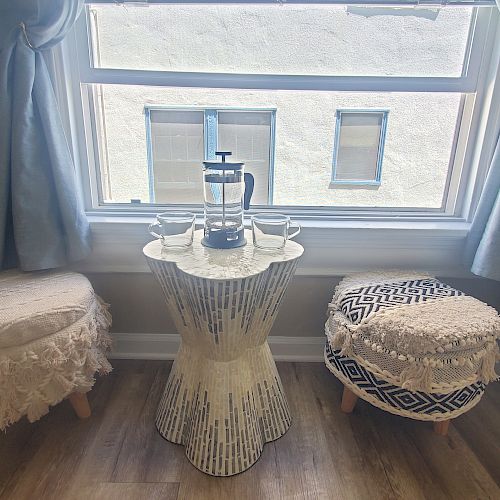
[156,341,291,476]
[143,230,303,476]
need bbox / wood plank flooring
[1,360,499,500]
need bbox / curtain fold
[464,133,500,280]
[0,0,90,271]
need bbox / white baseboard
[110,333,325,362]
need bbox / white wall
[86,273,500,339]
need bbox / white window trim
[75,7,488,95]
[47,3,500,276]
[61,4,499,218]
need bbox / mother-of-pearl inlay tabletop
[143,229,304,280]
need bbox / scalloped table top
[143,229,304,280]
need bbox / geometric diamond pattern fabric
[325,341,485,419]
[338,278,463,325]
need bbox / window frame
[144,105,277,204]
[53,1,500,222]
[330,109,389,187]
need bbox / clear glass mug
[148,212,195,248]
[251,213,301,249]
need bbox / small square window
[331,110,389,187]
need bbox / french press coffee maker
[202,151,254,249]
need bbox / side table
[143,229,303,476]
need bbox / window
[217,111,275,204]
[331,110,388,186]
[66,1,498,216]
[145,108,275,204]
[146,109,204,205]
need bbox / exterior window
[68,2,497,215]
[331,110,388,186]
[145,108,275,205]
[216,111,274,204]
[146,109,205,204]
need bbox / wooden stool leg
[68,392,91,419]
[433,420,450,436]
[341,386,358,414]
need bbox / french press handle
[244,173,254,210]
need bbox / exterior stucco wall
[93,5,471,76]
[101,86,461,208]
[91,5,471,208]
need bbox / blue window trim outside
[204,109,218,160]
[331,109,389,187]
[144,106,156,203]
[268,111,276,204]
[144,105,276,204]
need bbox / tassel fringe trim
[325,315,499,393]
[0,297,112,430]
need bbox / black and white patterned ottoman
[325,271,500,434]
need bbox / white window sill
[86,213,468,229]
[75,214,472,277]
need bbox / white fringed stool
[0,270,112,430]
[325,271,500,435]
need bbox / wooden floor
[1,360,499,500]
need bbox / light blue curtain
[464,133,500,280]
[0,0,90,271]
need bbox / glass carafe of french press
[202,151,254,249]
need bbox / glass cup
[148,212,195,248]
[251,213,301,250]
